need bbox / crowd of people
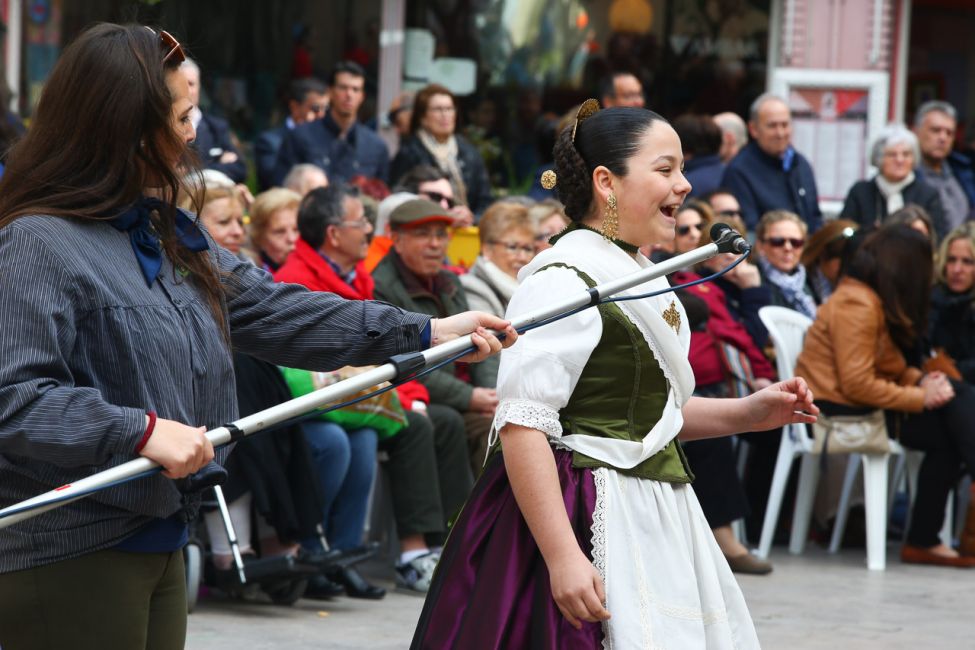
[2,18,975,650]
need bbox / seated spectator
[754,210,817,319]
[714,112,747,164]
[930,223,975,384]
[800,219,860,305]
[673,114,725,198]
[394,164,474,226]
[697,211,771,349]
[274,187,472,592]
[705,187,747,230]
[886,204,937,245]
[274,61,390,186]
[795,226,975,567]
[364,191,417,272]
[670,206,777,575]
[529,199,570,252]
[598,71,645,108]
[460,201,535,317]
[372,199,499,474]
[185,184,247,258]
[248,188,301,272]
[283,163,329,197]
[180,58,246,183]
[387,91,414,141]
[255,77,328,190]
[721,93,822,232]
[914,100,975,232]
[839,124,945,237]
[390,84,492,215]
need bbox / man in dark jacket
[254,78,328,190]
[721,93,823,233]
[181,59,247,183]
[273,61,390,186]
[914,100,975,232]
[372,199,498,475]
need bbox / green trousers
[0,548,186,650]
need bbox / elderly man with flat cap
[372,199,499,476]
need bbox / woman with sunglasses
[390,84,493,217]
[0,24,514,649]
[755,209,817,319]
[460,200,537,317]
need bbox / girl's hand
[743,377,819,431]
[549,549,611,630]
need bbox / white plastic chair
[755,306,901,570]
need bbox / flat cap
[389,198,454,228]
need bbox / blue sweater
[720,141,823,233]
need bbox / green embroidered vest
[543,263,694,483]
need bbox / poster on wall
[789,88,868,202]
[771,69,889,211]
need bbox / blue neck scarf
[108,196,209,287]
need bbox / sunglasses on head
[422,191,456,209]
[676,222,704,236]
[145,27,185,65]
[764,236,805,248]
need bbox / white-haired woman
[840,123,946,237]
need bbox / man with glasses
[255,77,329,191]
[181,58,247,183]
[720,93,823,233]
[274,188,474,595]
[274,61,390,186]
[599,71,646,109]
[394,164,475,227]
[373,199,500,476]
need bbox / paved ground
[186,546,975,649]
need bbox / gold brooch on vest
[662,301,681,332]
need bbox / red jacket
[274,238,430,405]
[671,270,776,387]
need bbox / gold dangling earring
[601,193,619,241]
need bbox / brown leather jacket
[795,278,925,413]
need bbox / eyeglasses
[427,105,456,115]
[764,236,805,248]
[421,191,456,209]
[676,222,704,236]
[490,241,535,256]
[335,217,372,230]
[146,27,185,65]
[717,209,741,218]
[309,103,328,115]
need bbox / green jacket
[373,250,498,411]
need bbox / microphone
[710,222,750,255]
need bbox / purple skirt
[411,449,603,650]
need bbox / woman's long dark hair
[0,23,224,327]
[846,225,933,352]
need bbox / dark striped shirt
[0,215,428,572]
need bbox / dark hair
[885,204,937,246]
[846,225,933,352]
[288,77,328,105]
[672,114,722,158]
[702,187,738,204]
[552,106,668,221]
[298,184,356,249]
[409,84,456,135]
[0,23,225,326]
[597,71,635,103]
[801,219,859,268]
[393,164,449,193]
[329,61,365,85]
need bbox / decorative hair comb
[571,98,601,144]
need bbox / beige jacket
[795,278,925,413]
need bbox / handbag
[278,366,408,440]
[717,341,757,398]
[811,409,889,455]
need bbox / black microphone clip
[709,223,751,255]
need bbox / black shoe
[303,573,346,600]
[327,566,386,600]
